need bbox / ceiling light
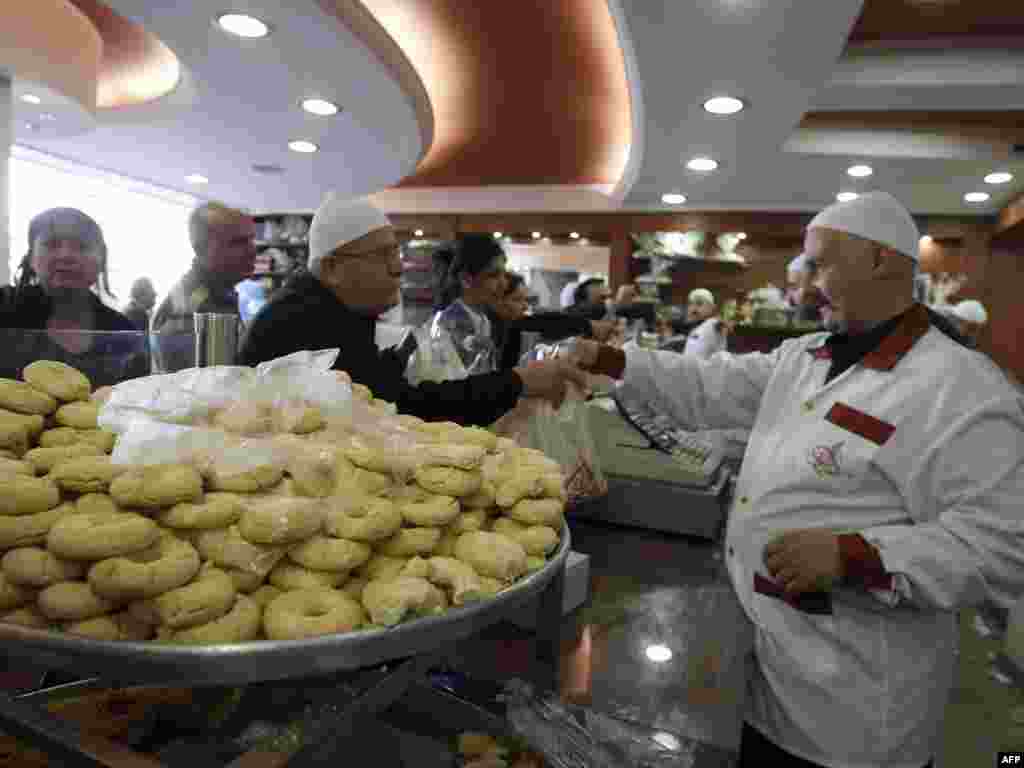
[984,172,1013,185]
[302,98,339,116]
[531,231,542,239]
[687,156,719,172]
[836,191,859,203]
[645,644,673,663]
[39,113,56,122]
[661,193,687,205]
[570,232,580,239]
[414,229,424,237]
[217,13,270,38]
[493,232,503,239]
[964,191,990,203]
[703,96,744,115]
[847,164,873,178]
[288,140,318,154]
[920,235,933,245]
[185,174,209,184]
[21,94,41,105]
[736,232,747,240]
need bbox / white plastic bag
[404,325,470,385]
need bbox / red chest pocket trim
[826,402,895,447]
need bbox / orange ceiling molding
[67,0,180,109]
[315,0,434,171]
[994,190,1024,242]
[0,0,102,112]
[799,111,1024,145]
[327,0,632,188]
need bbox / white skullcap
[787,253,808,275]
[689,288,715,305]
[808,191,920,261]
[308,192,391,274]
[953,300,988,326]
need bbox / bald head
[189,202,256,282]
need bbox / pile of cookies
[0,361,566,645]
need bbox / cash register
[575,389,745,539]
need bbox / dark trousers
[739,723,933,768]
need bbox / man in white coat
[570,191,1024,768]
[683,288,731,359]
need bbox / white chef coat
[616,305,1024,768]
[683,317,728,359]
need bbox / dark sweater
[238,273,523,426]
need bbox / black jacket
[238,273,523,426]
[0,285,149,386]
[494,312,592,370]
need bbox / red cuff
[838,534,893,591]
[591,346,627,379]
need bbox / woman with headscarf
[0,207,149,385]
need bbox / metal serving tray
[0,526,570,688]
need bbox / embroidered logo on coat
[809,442,845,478]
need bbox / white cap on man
[788,253,808,276]
[689,288,715,305]
[952,300,988,326]
[808,191,920,261]
[308,192,391,275]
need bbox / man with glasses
[238,193,586,425]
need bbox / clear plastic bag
[405,324,470,385]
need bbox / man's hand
[763,530,843,595]
[589,320,616,343]
[514,360,590,408]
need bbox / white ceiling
[13,0,424,213]
[9,0,1024,217]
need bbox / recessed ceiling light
[288,140,318,154]
[736,232,747,240]
[645,644,673,663]
[21,94,41,105]
[216,13,270,38]
[570,232,580,239]
[493,232,503,239]
[661,193,687,205]
[836,191,859,203]
[414,229,424,237]
[531,231,542,239]
[964,191,990,203]
[847,164,873,178]
[185,174,209,184]
[302,98,339,116]
[984,172,1013,185]
[703,96,745,115]
[687,156,719,172]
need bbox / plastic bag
[494,384,606,504]
[405,324,470,385]
[503,680,700,768]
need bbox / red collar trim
[807,304,932,371]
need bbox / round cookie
[263,589,364,641]
[110,465,204,508]
[207,464,284,493]
[156,493,244,530]
[237,497,324,545]
[375,527,442,558]
[40,428,116,453]
[398,495,460,528]
[505,498,565,527]
[0,572,37,611]
[2,547,85,587]
[55,402,100,430]
[453,531,528,582]
[490,518,559,556]
[0,475,60,516]
[357,554,411,582]
[47,512,158,561]
[0,456,35,476]
[76,493,120,516]
[287,536,371,573]
[38,581,118,621]
[24,444,103,475]
[269,562,347,591]
[129,567,236,630]
[23,361,91,403]
[88,533,201,601]
[1,606,53,629]
[362,576,447,626]
[323,494,402,543]
[414,466,482,498]
[161,594,262,645]
[0,377,57,415]
[50,456,127,494]
[0,502,76,549]
[249,584,284,609]
[64,611,153,642]
[191,526,289,578]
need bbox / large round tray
[0,525,570,687]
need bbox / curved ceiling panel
[67,0,180,109]
[0,0,102,112]
[337,0,632,188]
